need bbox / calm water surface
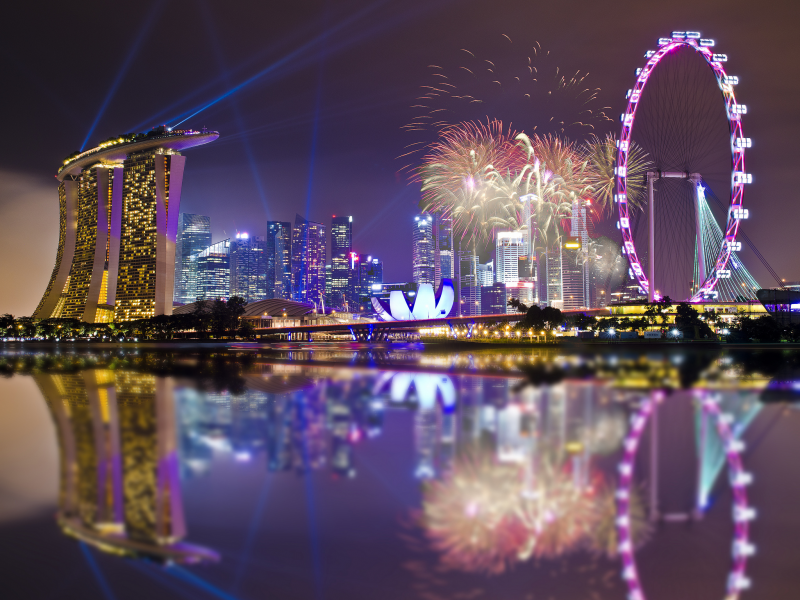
[0,343,798,599]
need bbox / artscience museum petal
[371,279,454,321]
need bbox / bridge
[254,309,611,341]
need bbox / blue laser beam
[166,566,244,600]
[231,477,272,593]
[128,7,332,133]
[79,542,118,600]
[167,0,390,129]
[201,0,272,221]
[80,0,165,150]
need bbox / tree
[0,314,14,335]
[211,300,229,338]
[728,315,782,343]
[674,303,714,339]
[507,297,528,313]
[571,313,597,330]
[541,306,563,330]
[226,296,248,337]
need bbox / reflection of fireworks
[420,453,527,574]
[420,452,599,574]
[589,482,651,558]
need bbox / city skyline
[2,1,799,317]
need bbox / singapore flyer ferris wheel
[615,31,757,303]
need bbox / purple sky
[1,0,799,315]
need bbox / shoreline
[3,339,800,351]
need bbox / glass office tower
[291,214,326,306]
[330,216,352,309]
[266,221,292,299]
[174,213,211,304]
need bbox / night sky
[1,0,799,315]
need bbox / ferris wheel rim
[615,33,749,302]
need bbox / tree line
[1,297,254,342]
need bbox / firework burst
[417,119,523,246]
[403,36,613,143]
[584,133,653,216]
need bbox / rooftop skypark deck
[57,128,219,180]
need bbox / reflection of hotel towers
[636,391,760,522]
[34,130,218,322]
[33,370,217,563]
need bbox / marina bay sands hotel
[34,128,218,322]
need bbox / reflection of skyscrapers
[174,214,211,304]
[266,221,292,299]
[330,216,352,308]
[292,214,326,305]
[412,214,435,285]
[196,240,230,300]
[34,370,217,563]
[230,232,266,302]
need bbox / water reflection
[0,346,794,598]
[34,371,218,564]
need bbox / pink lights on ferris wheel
[615,31,750,302]
[615,394,755,600]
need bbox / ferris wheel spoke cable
[703,185,784,287]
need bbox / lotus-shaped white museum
[371,279,454,321]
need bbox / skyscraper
[292,214,326,306]
[477,260,495,287]
[412,214,435,286]
[481,283,507,315]
[458,246,480,317]
[570,199,592,307]
[196,239,230,301]
[330,216,352,309]
[562,237,586,310]
[496,232,524,285]
[266,221,292,299]
[434,213,453,288]
[230,232,266,302]
[174,214,211,304]
[348,254,383,311]
[34,128,218,322]
[537,246,563,309]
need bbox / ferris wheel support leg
[647,172,657,302]
[689,174,705,291]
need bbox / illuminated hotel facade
[33,128,218,322]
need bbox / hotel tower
[33,127,218,322]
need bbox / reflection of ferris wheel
[615,32,753,302]
[616,392,755,600]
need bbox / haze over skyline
[2,0,799,316]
